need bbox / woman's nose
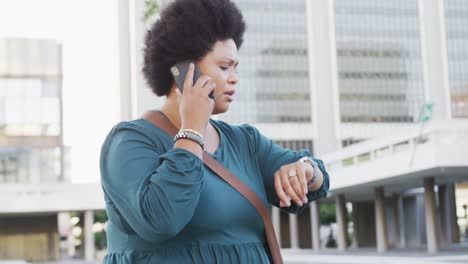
[228,70,238,84]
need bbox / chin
[212,103,230,115]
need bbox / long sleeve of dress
[241,125,330,214]
[99,122,205,243]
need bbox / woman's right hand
[176,63,216,135]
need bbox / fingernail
[303,197,308,204]
[298,202,303,207]
[286,201,291,207]
[304,188,308,195]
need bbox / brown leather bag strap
[142,110,283,264]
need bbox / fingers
[192,75,216,99]
[274,172,290,207]
[183,63,216,100]
[202,79,216,99]
[296,162,308,195]
[288,171,307,205]
[280,167,304,207]
[275,163,310,208]
[192,75,210,91]
[175,88,182,104]
[183,63,195,92]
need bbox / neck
[159,90,213,133]
[160,95,182,130]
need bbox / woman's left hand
[274,160,314,207]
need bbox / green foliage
[95,231,107,250]
[144,0,160,22]
[319,203,336,225]
[94,210,108,223]
[94,211,108,249]
[325,228,337,248]
[319,203,353,225]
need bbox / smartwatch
[299,157,319,188]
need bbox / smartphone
[170,60,215,100]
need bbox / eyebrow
[221,58,239,66]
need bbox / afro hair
[142,0,246,96]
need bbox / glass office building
[334,0,425,124]
[221,0,311,125]
[220,0,428,146]
[0,38,65,183]
[444,0,468,118]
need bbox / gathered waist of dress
[106,222,268,253]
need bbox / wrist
[180,123,205,136]
[174,130,206,151]
[299,157,320,189]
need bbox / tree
[144,0,160,22]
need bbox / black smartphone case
[170,61,215,100]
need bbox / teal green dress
[99,117,329,263]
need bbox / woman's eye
[219,66,228,71]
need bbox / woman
[100,0,330,263]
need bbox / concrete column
[438,184,448,246]
[84,210,95,261]
[418,0,451,120]
[289,214,299,249]
[305,0,341,155]
[392,194,401,248]
[48,231,59,260]
[447,184,460,243]
[116,0,132,121]
[438,183,460,245]
[424,178,440,253]
[374,187,388,253]
[310,201,321,251]
[335,194,348,251]
[128,0,163,117]
[350,202,359,249]
[272,206,282,248]
[117,0,163,121]
[397,194,407,248]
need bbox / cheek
[214,73,228,91]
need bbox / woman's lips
[225,94,233,102]
[224,90,235,102]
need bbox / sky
[0,0,120,183]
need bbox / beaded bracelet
[174,130,206,150]
[179,128,204,139]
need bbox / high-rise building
[223,0,311,125]
[444,0,468,118]
[0,38,67,261]
[0,38,66,184]
[206,0,468,251]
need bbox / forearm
[145,149,205,236]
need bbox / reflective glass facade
[220,0,311,124]
[0,38,63,183]
[444,0,468,118]
[334,0,425,123]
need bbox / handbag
[142,110,283,264]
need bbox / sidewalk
[3,246,468,264]
[282,245,468,264]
